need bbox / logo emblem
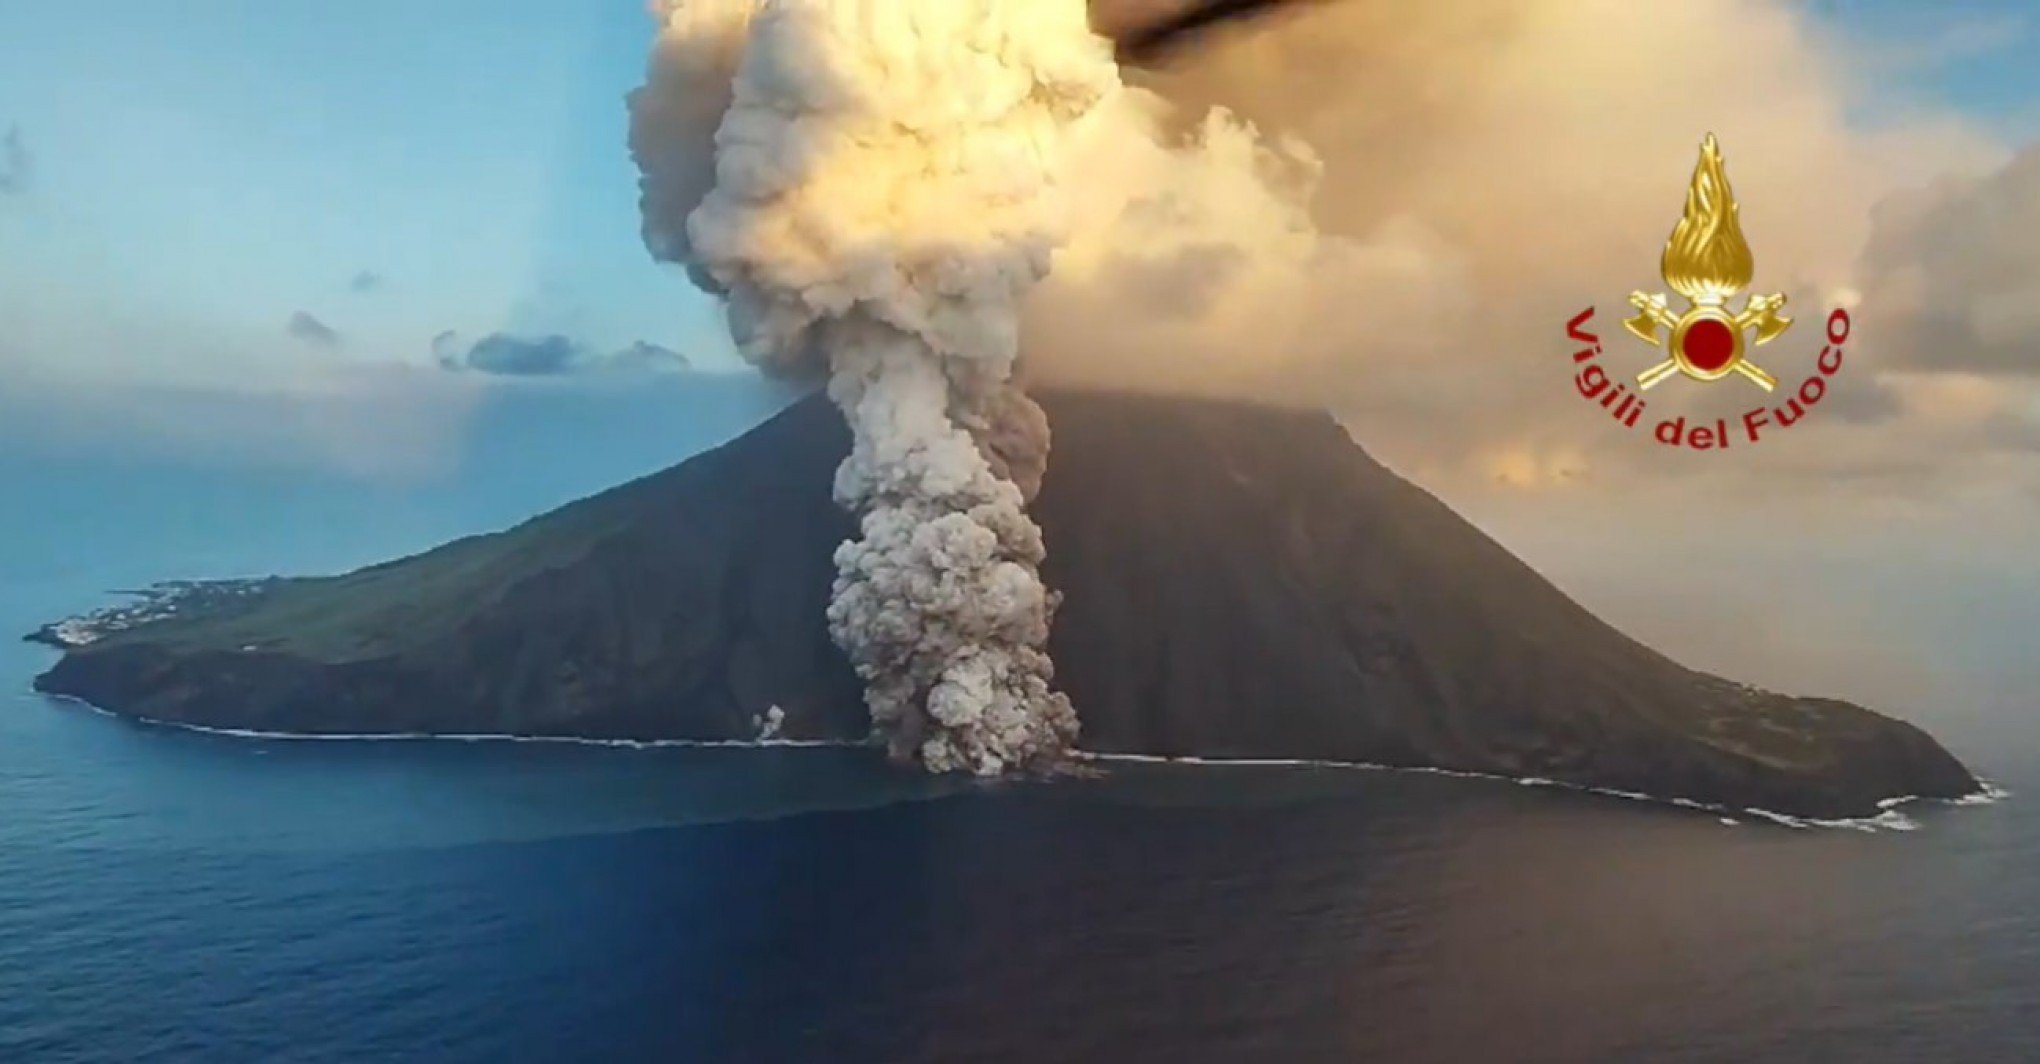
[1622,134,1790,392]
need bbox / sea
[3,378,2038,1063]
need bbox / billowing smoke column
[630,0,1118,774]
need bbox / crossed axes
[1623,292,1790,392]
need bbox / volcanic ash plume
[630,0,1117,774]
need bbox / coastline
[1088,751,2011,833]
[37,689,2007,834]
[37,692,860,752]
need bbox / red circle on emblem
[1681,318,1736,372]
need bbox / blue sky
[0,0,730,384]
[1805,0,2040,135]
[0,1,2036,386]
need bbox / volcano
[30,390,1977,819]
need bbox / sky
[4,0,2040,749]
[0,1,2033,385]
[0,0,731,387]
[1805,0,2040,136]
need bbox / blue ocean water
[3,382,2038,1062]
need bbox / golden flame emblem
[1663,134,1753,303]
[1623,134,1791,391]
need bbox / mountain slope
[31,390,1978,817]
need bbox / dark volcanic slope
[33,391,1976,818]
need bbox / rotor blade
[1098,0,1331,64]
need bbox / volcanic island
[27,390,1980,821]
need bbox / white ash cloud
[630,0,1118,773]
[1018,0,2009,496]
[628,0,755,298]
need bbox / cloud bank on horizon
[434,332,691,377]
